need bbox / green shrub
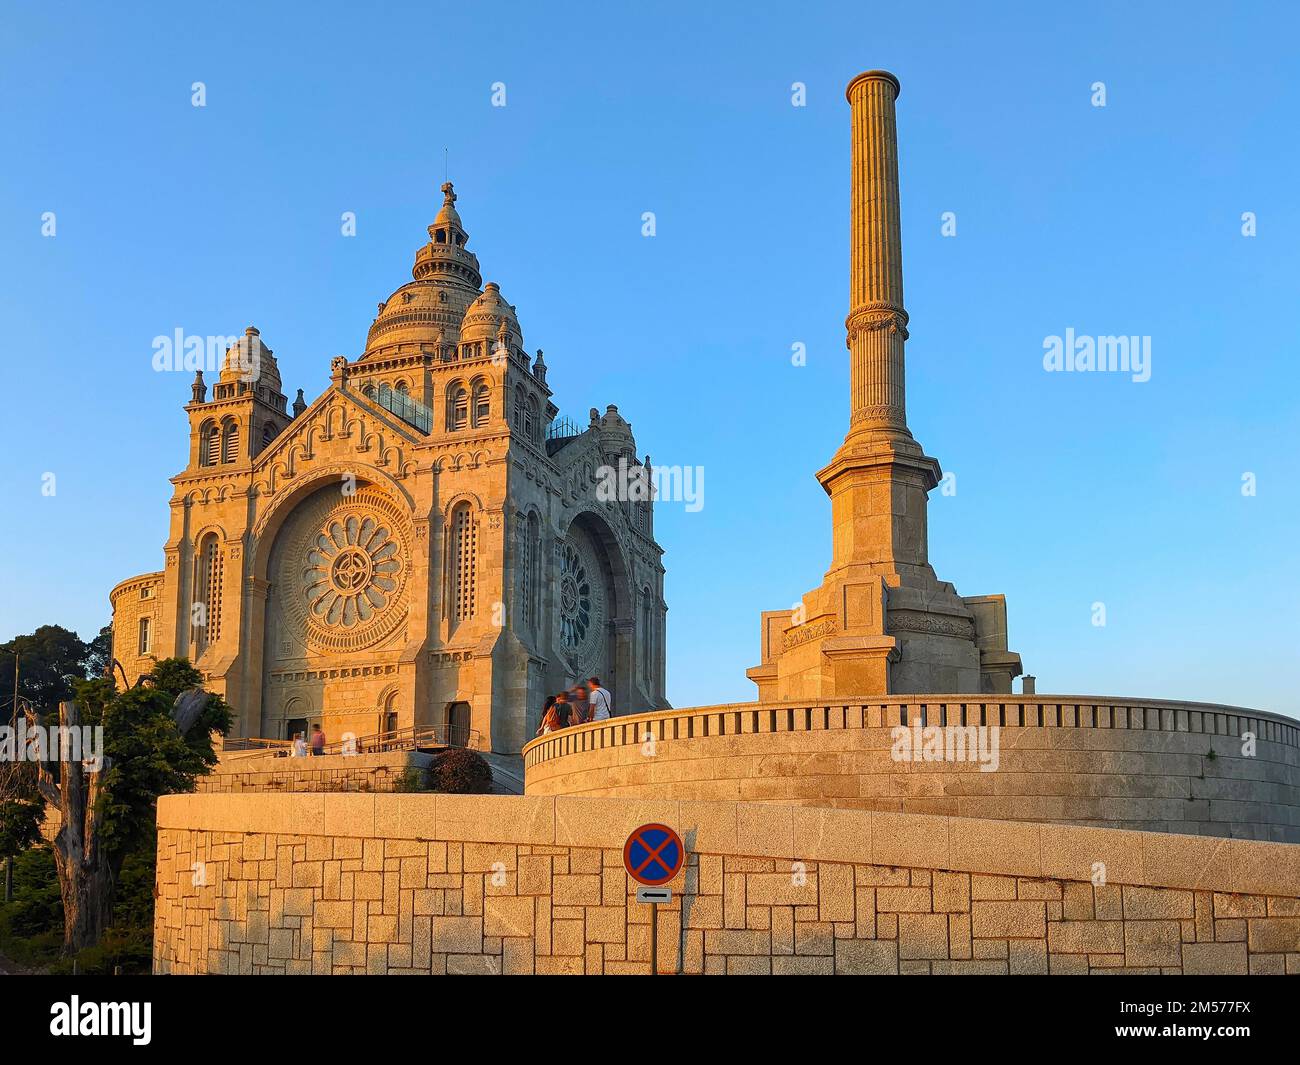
[4,846,62,939]
[393,766,430,793]
[49,925,152,975]
[0,845,63,970]
[1,840,158,973]
[429,748,492,794]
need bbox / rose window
[558,541,592,651]
[303,515,401,629]
[271,485,412,656]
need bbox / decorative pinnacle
[440,181,456,207]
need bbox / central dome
[363,182,484,357]
[365,279,477,352]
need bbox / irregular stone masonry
[153,794,1300,974]
[197,766,416,794]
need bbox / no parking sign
[623,823,684,886]
[623,823,684,975]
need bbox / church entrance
[445,701,471,748]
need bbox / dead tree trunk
[33,688,212,956]
[34,700,113,955]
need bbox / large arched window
[261,423,276,451]
[221,419,240,463]
[448,384,468,431]
[449,504,477,624]
[513,385,525,430]
[395,380,410,398]
[472,380,491,427]
[199,420,220,466]
[521,511,541,633]
[640,587,654,677]
[193,533,224,656]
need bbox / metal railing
[374,382,432,433]
[225,723,477,757]
[546,415,581,440]
[222,737,293,752]
[224,724,478,757]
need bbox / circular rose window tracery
[305,518,400,628]
[556,527,607,677]
[274,487,411,654]
[558,543,592,649]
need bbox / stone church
[110,184,669,753]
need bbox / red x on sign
[623,823,685,886]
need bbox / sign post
[623,823,685,976]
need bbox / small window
[472,383,490,426]
[449,386,468,431]
[138,617,152,656]
[526,396,539,443]
[200,422,220,466]
[221,420,240,463]
[140,586,154,600]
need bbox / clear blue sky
[1,1,1296,716]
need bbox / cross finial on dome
[440,181,456,207]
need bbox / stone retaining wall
[153,793,1300,974]
[200,751,433,794]
[523,697,1300,841]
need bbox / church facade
[110,184,669,753]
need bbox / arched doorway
[381,690,399,738]
[445,701,471,747]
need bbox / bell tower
[183,327,292,471]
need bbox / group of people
[535,676,612,735]
[290,726,326,757]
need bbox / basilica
[109,184,669,753]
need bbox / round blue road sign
[623,823,685,886]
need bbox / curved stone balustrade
[522,696,1300,842]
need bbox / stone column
[846,70,909,436]
[818,70,939,578]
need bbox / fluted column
[846,70,909,435]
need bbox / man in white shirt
[587,676,612,721]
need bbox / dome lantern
[365,182,484,356]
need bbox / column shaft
[846,71,908,433]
